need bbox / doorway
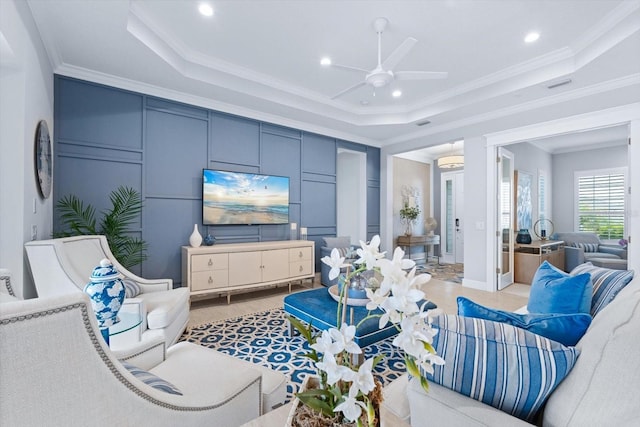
[337,148,367,244]
[441,171,464,264]
[497,147,514,289]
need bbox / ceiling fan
[324,17,448,100]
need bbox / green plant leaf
[371,353,385,369]
[296,391,334,417]
[405,355,421,378]
[420,375,430,393]
[56,194,97,236]
[54,186,147,269]
[287,315,315,343]
[423,341,436,354]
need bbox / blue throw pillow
[457,297,591,346]
[426,314,580,422]
[528,261,592,314]
[570,263,634,316]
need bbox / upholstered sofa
[319,236,358,287]
[0,291,287,426]
[553,231,627,272]
[382,266,638,426]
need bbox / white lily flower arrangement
[288,235,444,426]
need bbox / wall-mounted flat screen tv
[202,169,290,225]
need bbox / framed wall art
[515,170,532,231]
[35,120,52,199]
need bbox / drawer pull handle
[298,251,303,258]
[299,265,303,272]
[208,259,213,266]
[208,276,213,284]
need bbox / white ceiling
[26,0,640,151]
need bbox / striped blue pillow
[572,242,599,253]
[122,279,141,298]
[121,361,183,395]
[426,315,579,422]
[570,263,634,316]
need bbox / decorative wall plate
[35,120,52,199]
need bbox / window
[575,168,627,241]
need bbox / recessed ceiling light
[524,32,540,43]
[392,90,402,98]
[198,3,214,17]
[320,57,331,66]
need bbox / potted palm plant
[54,186,147,269]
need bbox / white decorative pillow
[426,315,579,422]
[122,279,141,298]
[121,361,182,395]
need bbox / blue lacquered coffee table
[284,287,436,350]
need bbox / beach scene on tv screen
[203,170,289,225]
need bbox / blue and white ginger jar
[84,258,126,329]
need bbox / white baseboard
[462,278,491,292]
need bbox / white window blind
[575,168,626,240]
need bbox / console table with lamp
[514,219,563,284]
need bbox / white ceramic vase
[189,224,203,247]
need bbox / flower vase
[84,258,126,345]
[404,221,413,236]
[189,224,203,247]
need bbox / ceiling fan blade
[382,37,417,70]
[395,71,448,80]
[331,63,371,74]
[331,81,367,99]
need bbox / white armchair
[0,292,286,426]
[0,268,19,303]
[24,235,190,350]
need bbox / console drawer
[192,253,228,272]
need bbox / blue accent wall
[53,76,380,284]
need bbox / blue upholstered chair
[319,236,358,287]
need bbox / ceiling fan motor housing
[366,69,394,87]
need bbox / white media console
[181,240,315,303]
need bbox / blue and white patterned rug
[180,308,407,402]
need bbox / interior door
[497,147,515,289]
[441,171,464,264]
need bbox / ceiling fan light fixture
[437,155,464,169]
[366,70,394,87]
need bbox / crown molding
[53,63,381,148]
[384,74,640,147]
[485,102,640,147]
[571,0,640,54]
[126,0,637,129]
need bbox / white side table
[108,311,142,350]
